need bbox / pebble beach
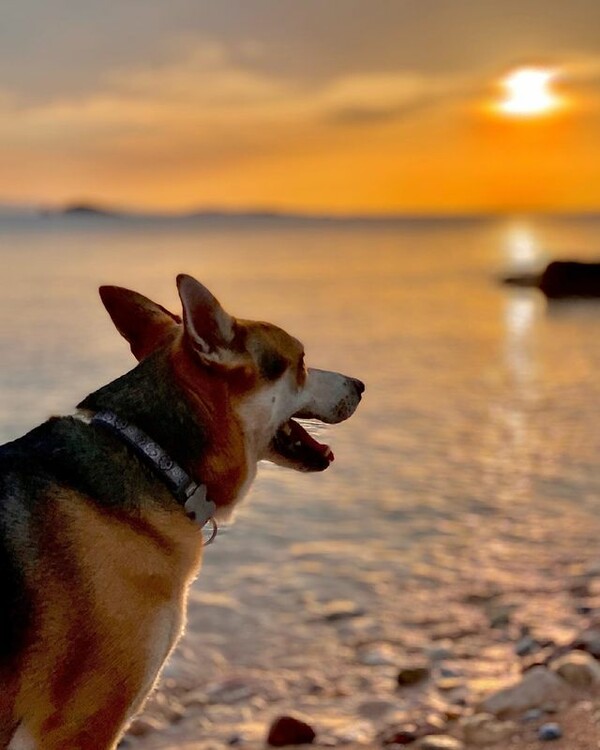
[124,530,600,749]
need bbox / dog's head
[99,275,364,508]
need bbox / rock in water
[479,667,569,717]
[551,650,600,688]
[267,715,316,747]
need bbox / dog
[0,274,364,749]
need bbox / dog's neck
[90,409,216,528]
[79,350,207,468]
[77,348,249,515]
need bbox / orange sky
[1,1,599,214]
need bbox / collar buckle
[183,482,218,539]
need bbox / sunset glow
[497,68,564,118]
[0,2,599,214]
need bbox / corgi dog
[0,275,364,749]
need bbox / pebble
[378,723,419,746]
[515,635,539,657]
[427,646,454,662]
[267,715,317,747]
[320,600,366,622]
[416,735,464,750]
[461,713,516,745]
[479,666,570,717]
[572,628,600,658]
[397,665,431,687]
[439,667,461,678]
[358,644,397,666]
[436,677,464,692]
[487,604,514,628]
[551,650,600,687]
[538,722,563,741]
[356,699,399,720]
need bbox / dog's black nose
[352,378,365,395]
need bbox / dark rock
[538,722,562,741]
[539,261,600,299]
[397,665,431,687]
[378,723,420,745]
[267,715,316,747]
[502,261,600,299]
[321,600,366,622]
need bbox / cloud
[317,72,473,125]
[108,40,286,107]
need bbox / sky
[1,0,600,215]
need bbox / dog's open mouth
[271,417,334,472]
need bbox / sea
[1,214,599,710]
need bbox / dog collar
[91,410,217,540]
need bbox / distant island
[35,202,505,225]
[1,201,599,224]
[60,202,118,218]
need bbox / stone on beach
[378,723,420,745]
[478,666,570,717]
[416,735,464,750]
[266,715,317,747]
[550,650,600,688]
[537,722,563,741]
[397,665,431,687]
[571,627,600,658]
[460,712,517,745]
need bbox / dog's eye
[260,351,287,381]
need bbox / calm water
[1,215,599,682]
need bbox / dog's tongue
[289,419,334,462]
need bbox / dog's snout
[352,378,365,396]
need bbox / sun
[496,67,563,118]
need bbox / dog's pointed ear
[99,286,181,361]
[177,274,245,369]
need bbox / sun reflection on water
[503,222,546,270]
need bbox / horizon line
[1,200,600,222]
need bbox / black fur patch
[259,350,287,381]
[0,472,33,666]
